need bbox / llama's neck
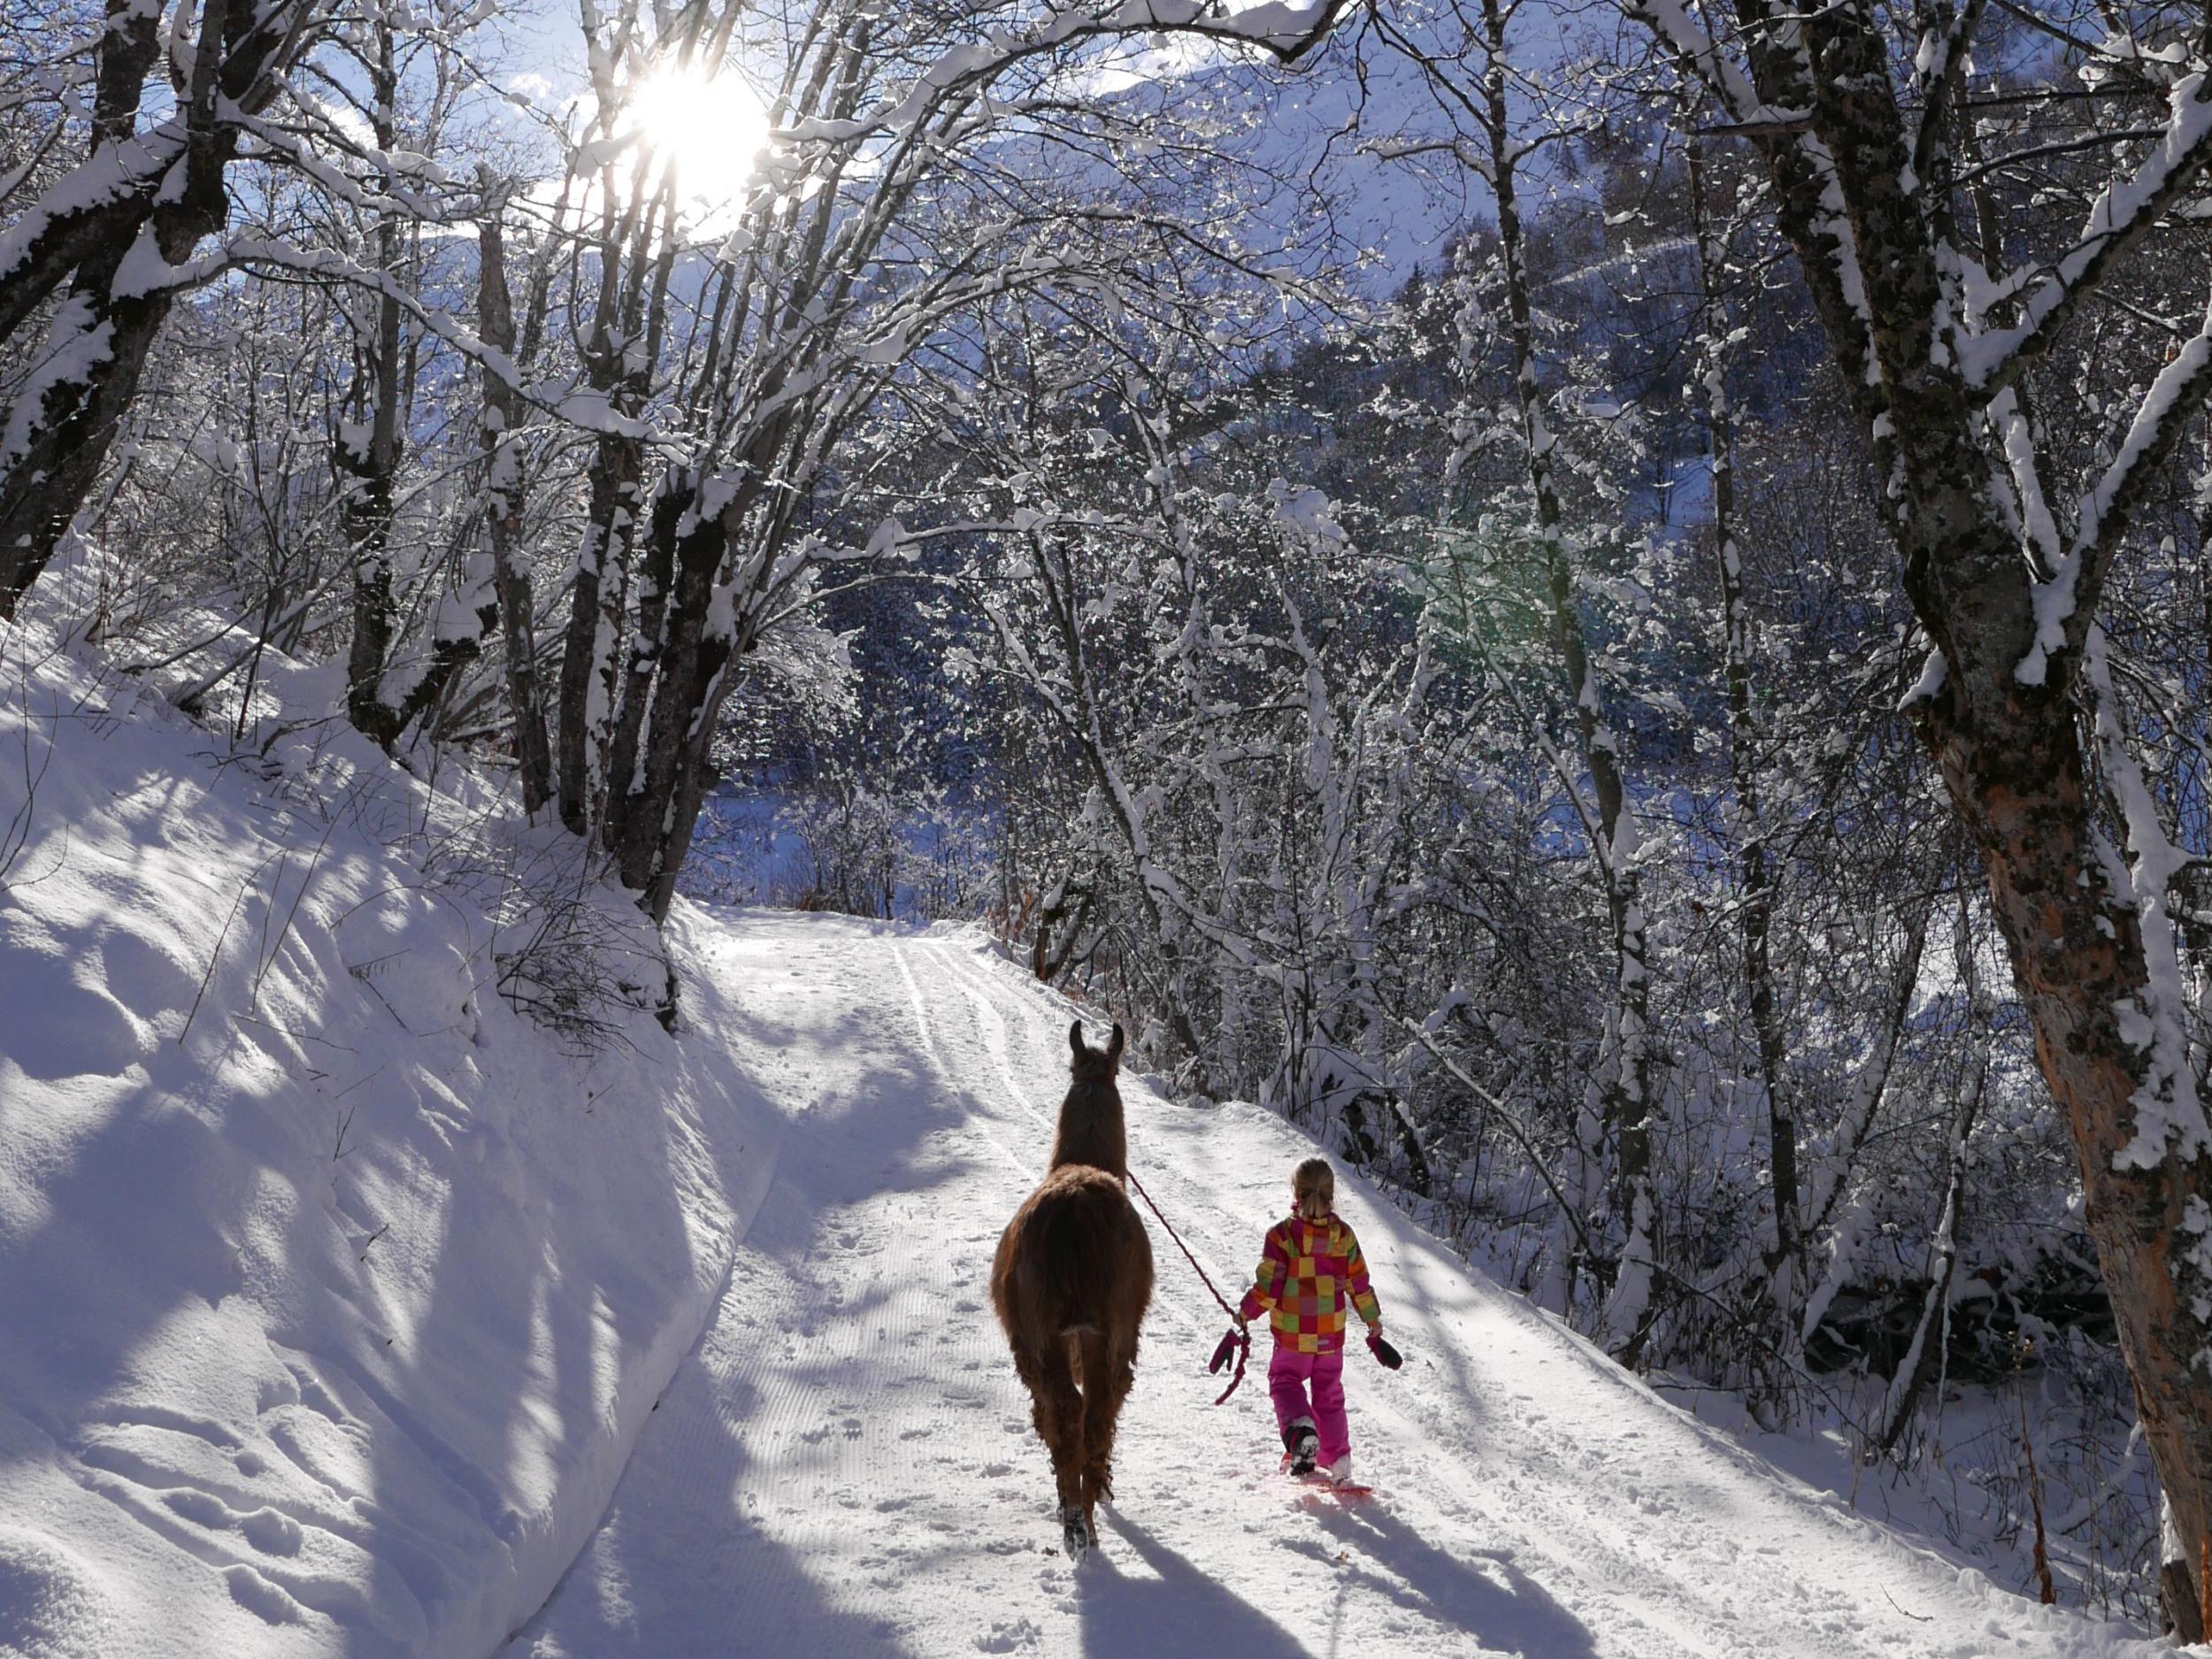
[1048,1079,1126,1179]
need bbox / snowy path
[511,912,2154,1659]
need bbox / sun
[631,65,772,222]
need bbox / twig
[2021,1380,2058,1603]
[334,1064,384,1099]
[249,803,344,1011]
[1881,1587,1932,1623]
[180,850,279,1044]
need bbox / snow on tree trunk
[340,35,407,748]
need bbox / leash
[1125,1170,1250,1405]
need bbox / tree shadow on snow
[374,1039,976,1659]
[1080,1510,1307,1659]
[503,1363,922,1659]
[503,1038,1003,1659]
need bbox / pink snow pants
[1267,1344,1348,1464]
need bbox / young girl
[1237,1157,1386,1485]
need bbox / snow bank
[0,618,779,1659]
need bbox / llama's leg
[1011,1342,1051,1445]
[1033,1344,1088,1555]
[1016,1344,1084,1518]
[1077,1330,1134,1516]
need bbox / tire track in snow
[911,939,1048,1130]
[893,941,1036,1181]
[514,921,1086,1659]
[912,936,1217,1350]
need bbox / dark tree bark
[340,27,403,744]
[0,0,320,618]
[553,434,641,831]
[476,194,554,813]
[552,168,674,833]
[607,506,741,921]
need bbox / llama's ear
[1106,1024,1125,1067]
[1069,1020,1087,1059]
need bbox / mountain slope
[510,912,2160,1659]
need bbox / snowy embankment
[0,613,2177,1659]
[512,913,2167,1659]
[0,623,777,1659]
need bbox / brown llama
[989,1021,1154,1560]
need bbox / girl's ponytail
[1293,1157,1334,1221]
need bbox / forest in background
[4,0,2211,1632]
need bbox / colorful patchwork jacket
[1238,1212,1382,1354]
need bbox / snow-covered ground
[511,913,2164,1659]
[0,615,2175,1659]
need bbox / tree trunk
[1916,669,2212,1636]
[0,249,179,615]
[1686,129,1801,1322]
[340,25,406,747]
[1876,909,1992,1452]
[0,0,291,617]
[1480,0,1656,1362]
[476,197,553,813]
[601,472,694,859]
[554,434,641,831]
[607,507,728,921]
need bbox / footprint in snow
[239,1509,303,1556]
[223,1564,300,1625]
[974,1617,1042,1652]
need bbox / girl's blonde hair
[1292,1157,1334,1220]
